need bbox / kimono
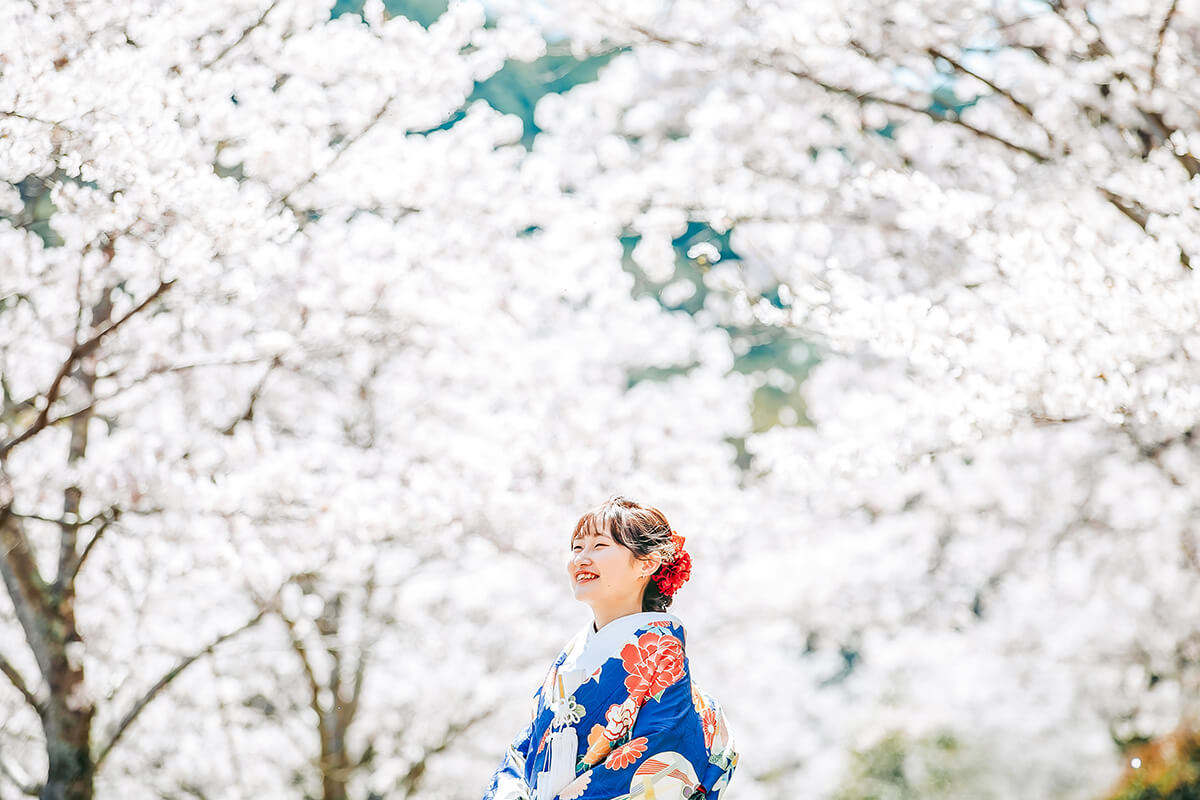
[482,612,738,800]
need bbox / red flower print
[604,736,648,770]
[620,632,685,700]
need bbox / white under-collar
[557,612,683,697]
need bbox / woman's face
[567,526,656,613]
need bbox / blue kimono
[483,612,738,800]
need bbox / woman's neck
[592,605,646,631]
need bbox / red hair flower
[650,531,692,597]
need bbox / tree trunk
[41,674,95,800]
[38,295,104,800]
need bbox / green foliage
[332,0,621,148]
[621,222,815,432]
[833,730,992,800]
[1106,728,1200,800]
[3,173,67,247]
[470,48,623,148]
[326,0,812,440]
[331,0,449,28]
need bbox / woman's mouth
[575,572,599,584]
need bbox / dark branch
[277,607,326,736]
[201,0,281,69]
[0,506,52,677]
[927,46,1052,143]
[396,708,492,796]
[343,577,375,733]
[94,607,267,769]
[279,94,400,223]
[1136,107,1200,179]
[1048,1,1112,58]
[220,359,279,436]
[29,356,274,435]
[0,752,39,797]
[1099,188,1149,228]
[701,36,1057,164]
[0,279,175,459]
[623,24,1050,162]
[1098,188,1192,269]
[64,511,120,585]
[782,64,1051,163]
[0,651,41,712]
[1150,0,1180,89]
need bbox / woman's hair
[570,494,678,612]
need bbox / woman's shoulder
[620,614,690,664]
[587,611,687,642]
[631,612,687,645]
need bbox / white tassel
[536,671,580,800]
[534,770,550,800]
[546,726,578,798]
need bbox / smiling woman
[567,501,684,626]
[482,495,738,800]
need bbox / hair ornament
[651,531,692,597]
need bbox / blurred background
[1,0,1198,798]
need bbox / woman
[482,495,738,800]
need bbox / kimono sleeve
[482,687,540,800]
[556,627,713,800]
[481,717,535,800]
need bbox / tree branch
[93,607,267,770]
[276,606,326,736]
[1098,187,1192,269]
[201,0,281,69]
[0,279,175,459]
[340,573,375,735]
[1047,0,1112,59]
[396,708,492,796]
[782,63,1050,162]
[1150,0,1179,89]
[220,359,279,436]
[24,356,274,437]
[0,109,66,128]
[1136,107,1200,179]
[0,651,41,712]
[0,506,52,678]
[64,511,120,586]
[279,93,401,225]
[926,46,1053,143]
[1180,520,1200,574]
[623,24,1051,162]
[0,750,39,797]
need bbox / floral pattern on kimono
[482,614,738,800]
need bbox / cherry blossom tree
[1,0,754,798]
[508,0,1200,797]
[9,0,1197,798]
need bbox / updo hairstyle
[571,494,679,612]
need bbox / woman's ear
[641,552,663,577]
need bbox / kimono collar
[558,611,683,697]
